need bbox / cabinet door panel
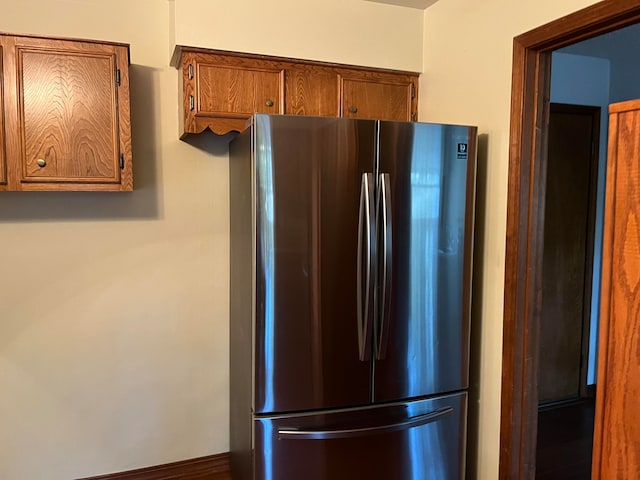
[197,64,282,116]
[0,45,6,186]
[18,46,120,183]
[285,67,339,116]
[342,78,412,121]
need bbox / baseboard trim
[77,452,230,480]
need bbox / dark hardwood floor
[536,397,595,479]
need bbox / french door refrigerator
[229,114,477,480]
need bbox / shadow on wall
[0,65,161,223]
[466,132,489,480]
[181,129,239,155]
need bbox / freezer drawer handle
[277,406,453,440]
[357,172,375,361]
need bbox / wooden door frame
[500,1,640,479]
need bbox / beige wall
[0,1,228,479]
[0,0,611,478]
[174,0,424,71]
[0,1,422,479]
[419,0,600,478]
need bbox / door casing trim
[500,1,640,478]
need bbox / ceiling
[365,0,440,10]
[559,22,640,59]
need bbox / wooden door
[538,103,599,404]
[341,76,414,121]
[592,98,640,479]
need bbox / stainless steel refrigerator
[229,114,477,480]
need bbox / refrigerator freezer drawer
[251,392,467,480]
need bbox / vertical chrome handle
[357,173,375,361]
[376,173,392,360]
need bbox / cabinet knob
[349,106,358,114]
[265,99,274,107]
[36,158,46,168]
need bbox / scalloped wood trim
[186,117,250,137]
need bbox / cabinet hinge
[119,154,125,170]
[411,83,415,99]
[189,95,195,111]
[116,69,121,86]
[188,64,194,80]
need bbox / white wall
[550,51,610,386]
[420,1,600,478]
[0,1,424,479]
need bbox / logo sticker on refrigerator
[457,143,468,159]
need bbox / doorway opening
[535,23,640,479]
[499,2,640,479]
[535,101,600,480]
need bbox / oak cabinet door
[341,76,415,122]
[181,52,284,135]
[8,36,132,191]
[20,47,118,182]
[285,67,339,117]
[197,64,282,116]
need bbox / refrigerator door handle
[357,172,375,361]
[376,172,392,360]
[277,406,453,440]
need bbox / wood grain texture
[173,46,419,136]
[181,52,197,135]
[592,108,619,480]
[182,51,284,136]
[115,43,133,191]
[19,48,118,181]
[500,2,640,479]
[501,39,551,480]
[197,64,283,115]
[592,100,640,480]
[285,66,339,116]
[2,34,20,191]
[341,76,412,121]
[0,44,6,185]
[0,34,132,191]
[76,452,230,480]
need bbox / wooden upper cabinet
[341,74,416,121]
[172,46,420,137]
[179,51,284,136]
[0,34,132,191]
